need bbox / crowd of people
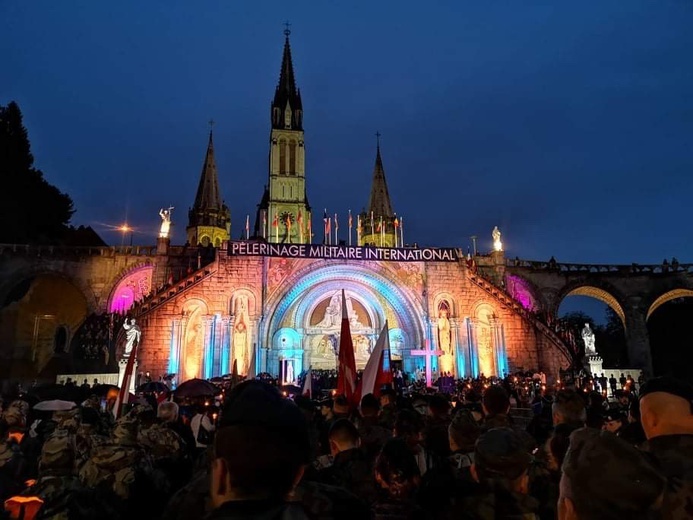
[0,370,691,519]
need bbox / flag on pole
[326,218,332,244]
[394,216,399,247]
[245,215,250,239]
[262,210,267,239]
[297,210,304,243]
[370,211,375,236]
[356,214,361,245]
[113,345,138,419]
[323,209,329,244]
[400,216,404,246]
[302,368,312,398]
[273,210,279,242]
[307,216,312,244]
[348,210,353,246]
[337,290,357,405]
[334,213,338,244]
[357,321,393,400]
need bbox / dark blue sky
[3,1,692,264]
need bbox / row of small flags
[243,210,405,246]
[302,289,393,403]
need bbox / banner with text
[228,242,459,262]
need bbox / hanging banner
[228,241,458,262]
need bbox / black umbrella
[174,378,220,398]
[137,381,169,393]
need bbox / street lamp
[119,224,133,246]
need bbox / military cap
[639,376,693,402]
[39,431,75,475]
[561,428,665,517]
[111,416,138,446]
[474,427,532,480]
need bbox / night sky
[3,1,692,268]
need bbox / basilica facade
[125,31,566,382]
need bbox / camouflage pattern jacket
[644,434,693,520]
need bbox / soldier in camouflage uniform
[455,427,540,519]
[559,427,665,520]
[74,407,109,470]
[78,416,153,502]
[639,376,693,520]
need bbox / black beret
[639,376,693,402]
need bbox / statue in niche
[390,333,404,357]
[183,320,203,381]
[123,318,141,358]
[355,335,371,359]
[233,295,251,374]
[285,360,294,383]
[581,323,597,355]
[437,307,452,356]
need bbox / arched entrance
[557,284,628,367]
[0,274,88,378]
[261,264,425,375]
[647,289,693,383]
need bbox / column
[450,318,463,378]
[625,305,653,376]
[220,316,231,377]
[167,318,182,376]
[202,315,215,379]
[466,318,479,377]
[228,316,236,375]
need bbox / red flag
[326,217,332,235]
[272,213,278,228]
[357,322,393,401]
[348,210,353,229]
[394,217,399,228]
[337,290,357,405]
[297,210,303,224]
[334,213,338,232]
[302,368,312,398]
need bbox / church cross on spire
[375,131,381,149]
[284,21,291,37]
[208,119,215,130]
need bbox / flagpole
[400,216,404,246]
[380,216,384,246]
[356,215,361,246]
[348,210,352,246]
[245,215,250,240]
[394,216,398,248]
[263,210,267,239]
[274,209,279,243]
[370,211,375,237]
[334,213,338,245]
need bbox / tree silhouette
[0,101,74,243]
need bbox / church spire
[187,122,230,247]
[271,23,303,131]
[193,128,222,211]
[367,132,394,218]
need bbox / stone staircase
[134,267,216,318]
[467,272,574,365]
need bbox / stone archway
[647,289,693,321]
[557,284,626,327]
[0,273,88,378]
[107,265,154,313]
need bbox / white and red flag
[357,321,393,401]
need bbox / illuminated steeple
[257,24,311,244]
[187,124,230,247]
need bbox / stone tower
[187,129,231,247]
[359,136,398,247]
[256,28,311,244]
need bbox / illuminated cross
[208,119,215,130]
[375,131,381,148]
[284,21,291,36]
[411,339,444,387]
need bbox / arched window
[279,139,287,174]
[289,140,297,175]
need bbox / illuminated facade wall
[134,251,566,383]
[108,266,153,313]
